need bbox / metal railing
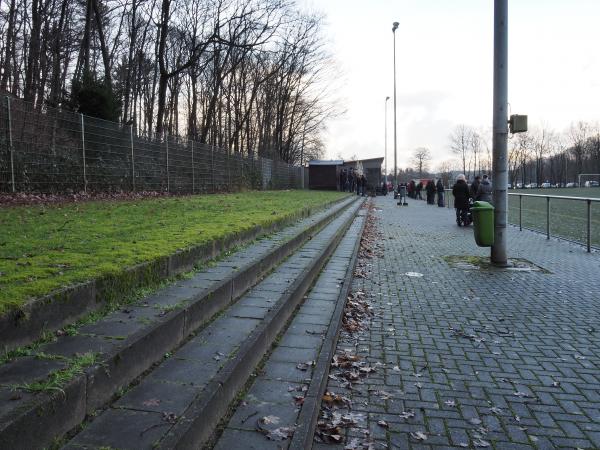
[0,96,303,194]
[444,189,599,252]
[509,193,599,252]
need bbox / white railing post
[81,114,87,193]
[6,97,15,192]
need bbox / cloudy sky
[299,0,600,171]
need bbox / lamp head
[386,96,390,101]
[392,22,399,32]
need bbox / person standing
[356,174,362,196]
[477,174,493,203]
[361,174,368,196]
[436,178,445,207]
[470,175,481,200]
[416,181,423,200]
[425,179,436,204]
[452,174,470,226]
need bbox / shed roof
[308,160,344,166]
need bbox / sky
[298,0,600,171]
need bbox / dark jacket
[477,179,493,202]
[426,180,436,194]
[452,179,470,209]
[436,179,444,193]
[470,180,480,199]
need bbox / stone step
[213,206,367,450]
[0,196,358,450]
[58,199,364,450]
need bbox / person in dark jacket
[470,175,481,199]
[415,181,423,200]
[452,174,470,225]
[361,174,367,196]
[477,174,493,203]
[407,180,415,198]
[436,179,445,207]
[425,180,436,204]
[356,174,362,195]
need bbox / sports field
[508,187,600,248]
[444,187,600,249]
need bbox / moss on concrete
[0,191,347,314]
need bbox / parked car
[585,181,600,187]
[566,182,578,187]
[541,182,551,188]
[525,183,538,189]
[516,183,523,189]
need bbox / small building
[343,157,384,193]
[308,160,344,190]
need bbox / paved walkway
[316,195,600,450]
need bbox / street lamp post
[384,96,390,185]
[392,21,399,187]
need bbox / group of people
[452,174,493,225]
[339,169,369,196]
[395,178,446,207]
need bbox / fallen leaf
[409,431,427,441]
[377,420,389,428]
[142,398,161,407]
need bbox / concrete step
[58,199,364,450]
[212,206,367,450]
[0,196,359,450]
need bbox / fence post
[546,197,550,239]
[587,199,592,253]
[130,125,135,191]
[191,141,195,194]
[165,133,170,192]
[519,195,522,231]
[6,97,15,192]
[211,144,215,192]
[81,114,87,193]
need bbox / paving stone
[310,196,600,449]
[214,428,290,450]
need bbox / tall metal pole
[491,0,509,265]
[392,22,399,187]
[384,96,390,185]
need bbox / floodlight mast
[384,96,390,185]
[392,21,399,187]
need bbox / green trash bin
[471,201,495,247]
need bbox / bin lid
[471,201,494,210]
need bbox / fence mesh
[0,96,302,194]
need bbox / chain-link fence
[0,96,303,194]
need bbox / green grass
[508,187,600,247]
[0,190,347,314]
[13,351,98,393]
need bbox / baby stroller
[456,199,473,226]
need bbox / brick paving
[315,196,600,450]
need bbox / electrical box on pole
[509,114,528,134]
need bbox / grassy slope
[0,191,347,314]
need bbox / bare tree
[449,125,472,176]
[411,147,431,178]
